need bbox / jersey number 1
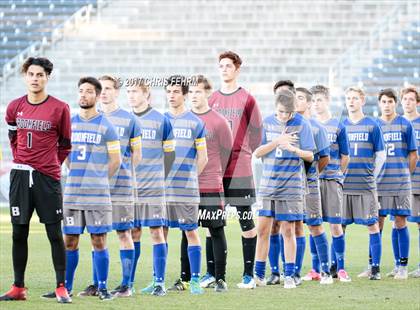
[27,132,32,149]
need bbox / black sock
[12,224,30,288]
[45,222,66,287]
[209,227,227,281]
[180,231,191,282]
[242,236,256,277]
[206,236,215,276]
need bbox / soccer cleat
[151,285,166,296]
[302,269,321,281]
[77,284,99,297]
[55,284,72,303]
[293,274,302,286]
[283,276,296,289]
[394,266,408,280]
[236,275,256,289]
[266,274,281,285]
[168,279,189,291]
[408,268,420,278]
[254,276,267,287]
[41,290,74,299]
[98,289,113,301]
[337,269,351,282]
[357,265,372,278]
[386,267,399,277]
[141,281,156,294]
[320,272,333,285]
[369,267,381,281]
[190,279,204,295]
[330,264,338,279]
[111,285,132,297]
[214,279,228,293]
[0,285,27,301]
[199,273,216,288]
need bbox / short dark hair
[275,89,296,113]
[219,51,242,69]
[78,76,102,96]
[21,57,53,75]
[378,88,398,103]
[273,80,295,94]
[191,74,212,92]
[165,75,189,95]
[310,85,330,100]
[296,87,312,102]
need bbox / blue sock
[65,249,79,292]
[120,249,134,287]
[188,245,201,280]
[295,236,306,275]
[369,233,382,267]
[330,241,337,267]
[333,234,345,271]
[92,250,98,286]
[94,249,110,290]
[130,241,141,285]
[153,243,167,284]
[284,262,295,277]
[255,260,266,279]
[397,226,409,267]
[280,234,286,273]
[391,228,400,267]
[268,234,280,275]
[313,233,330,273]
[309,235,320,273]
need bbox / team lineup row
[1,52,420,304]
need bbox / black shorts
[199,192,226,228]
[223,176,256,206]
[9,169,63,224]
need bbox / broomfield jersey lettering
[348,132,369,142]
[71,132,102,144]
[173,128,192,139]
[16,118,52,131]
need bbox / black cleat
[369,266,381,280]
[330,264,338,279]
[98,289,114,301]
[151,285,166,296]
[214,279,228,292]
[78,284,99,297]
[266,274,281,285]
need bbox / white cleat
[236,275,256,289]
[283,276,296,289]
[254,276,267,287]
[394,266,408,280]
[320,272,333,285]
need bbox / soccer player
[164,75,208,295]
[342,86,386,280]
[312,85,351,282]
[254,89,315,289]
[190,75,233,292]
[2,57,72,303]
[401,86,420,277]
[375,88,417,280]
[265,79,296,284]
[127,79,175,296]
[209,51,262,288]
[96,75,142,297]
[293,87,336,285]
[62,77,121,301]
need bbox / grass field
[0,208,419,310]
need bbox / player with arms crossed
[312,85,350,282]
[2,57,72,303]
[254,90,315,289]
[190,75,233,292]
[294,87,335,285]
[342,87,385,280]
[209,51,262,288]
[62,77,121,301]
[127,79,175,296]
[164,75,208,294]
[375,88,417,280]
[97,75,142,297]
[401,86,420,277]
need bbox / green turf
[0,209,419,310]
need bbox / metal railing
[328,1,419,92]
[1,4,93,80]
